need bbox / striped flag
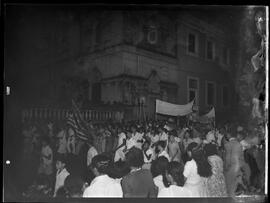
[66,100,92,141]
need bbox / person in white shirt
[83,154,123,197]
[114,147,126,162]
[117,129,127,149]
[151,156,169,192]
[142,140,154,169]
[131,126,144,149]
[54,155,70,197]
[150,129,160,147]
[156,141,170,161]
[142,140,154,163]
[114,129,127,162]
[86,139,98,167]
[183,142,212,197]
[158,161,192,197]
[168,132,182,163]
[126,130,137,150]
[158,127,169,147]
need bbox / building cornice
[101,74,178,88]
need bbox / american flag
[66,100,92,141]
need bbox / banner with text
[156,99,194,116]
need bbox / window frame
[205,40,216,61]
[205,80,216,107]
[186,31,199,57]
[187,76,200,107]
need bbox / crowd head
[166,161,185,187]
[90,154,111,176]
[125,147,144,169]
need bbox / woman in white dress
[158,161,192,197]
[183,142,212,197]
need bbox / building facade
[9,8,238,122]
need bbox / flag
[66,100,92,141]
[66,113,88,141]
[202,107,215,119]
[156,99,194,116]
[189,107,215,124]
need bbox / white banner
[156,99,194,116]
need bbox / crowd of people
[20,117,265,199]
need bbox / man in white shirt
[117,129,127,149]
[168,133,181,163]
[86,139,98,167]
[159,126,169,142]
[142,140,154,169]
[158,126,169,153]
[83,154,123,197]
[150,129,160,147]
[54,155,70,197]
[126,130,137,150]
[131,126,144,149]
[114,128,127,162]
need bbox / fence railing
[21,108,124,123]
